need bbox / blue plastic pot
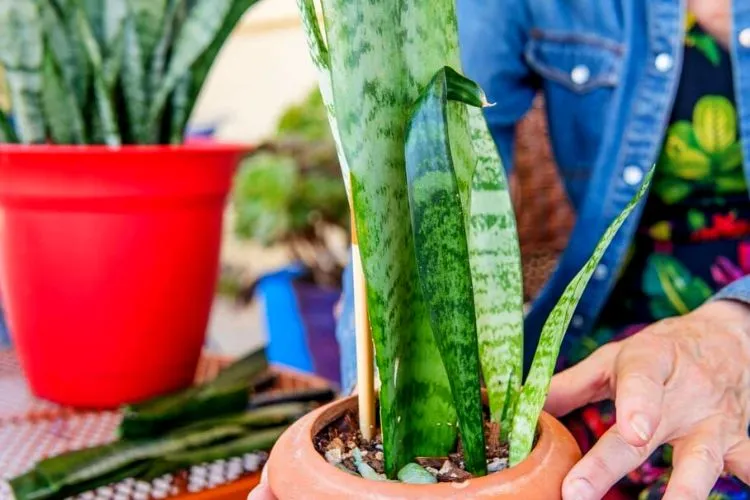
[255,264,342,386]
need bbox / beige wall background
[191,0,319,144]
[201,0,322,356]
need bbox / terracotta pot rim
[267,394,582,498]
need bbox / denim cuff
[711,277,750,307]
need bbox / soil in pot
[313,407,512,483]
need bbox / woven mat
[0,350,228,481]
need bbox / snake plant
[296,0,654,478]
[0,0,260,146]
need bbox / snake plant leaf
[0,107,17,143]
[128,0,168,58]
[148,0,235,138]
[142,426,287,479]
[509,167,654,465]
[37,0,89,109]
[169,74,191,143]
[693,95,736,154]
[41,46,85,144]
[119,348,268,439]
[467,105,524,434]
[405,66,487,475]
[320,0,471,477]
[102,28,125,91]
[295,0,351,195]
[37,425,246,489]
[121,13,148,143]
[149,0,186,99]
[75,5,120,146]
[11,462,151,500]
[0,0,46,144]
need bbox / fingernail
[562,478,594,500]
[630,413,652,441]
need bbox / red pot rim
[0,143,251,155]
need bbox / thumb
[543,343,618,417]
[248,466,276,500]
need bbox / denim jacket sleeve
[712,276,750,308]
[457,0,538,172]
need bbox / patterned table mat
[0,349,268,498]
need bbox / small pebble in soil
[315,409,510,484]
[487,457,508,473]
[438,460,472,483]
[325,447,343,464]
[397,463,437,484]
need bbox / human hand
[247,466,276,500]
[545,300,750,500]
[688,0,731,48]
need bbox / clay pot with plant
[0,0,259,408]
[261,0,654,498]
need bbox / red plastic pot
[0,145,245,409]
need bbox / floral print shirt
[558,15,750,500]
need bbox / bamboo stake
[351,209,376,441]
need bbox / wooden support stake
[351,210,375,441]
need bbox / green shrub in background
[0,0,261,145]
[232,89,349,288]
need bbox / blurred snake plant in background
[0,0,261,145]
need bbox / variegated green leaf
[102,0,126,54]
[149,0,186,99]
[121,12,148,143]
[148,0,235,138]
[41,46,85,144]
[37,0,89,109]
[0,107,17,143]
[467,105,524,434]
[319,0,467,477]
[102,27,124,90]
[76,6,120,146]
[295,0,350,195]
[170,74,191,144]
[0,0,45,144]
[128,0,168,58]
[509,167,654,465]
[405,67,487,475]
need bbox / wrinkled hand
[545,300,750,500]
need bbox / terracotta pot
[266,395,581,499]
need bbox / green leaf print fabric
[558,14,750,500]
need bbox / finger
[545,343,618,417]
[562,431,653,499]
[613,337,673,446]
[247,484,275,500]
[663,432,725,500]
[562,425,656,500]
[247,466,274,500]
[725,439,750,485]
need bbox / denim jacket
[336,0,750,391]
